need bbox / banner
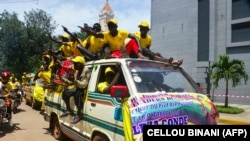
[124,92,219,141]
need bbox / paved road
[0,101,57,141]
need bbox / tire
[13,106,17,114]
[31,100,36,109]
[92,134,109,141]
[52,117,65,140]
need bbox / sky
[0,0,151,35]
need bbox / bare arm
[62,25,82,45]
[78,24,104,38]
[103,63,121,93]
[47,33,64,45]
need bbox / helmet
[1,71,10,83]
[93,23,101,32]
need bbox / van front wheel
[52,117,65,140]
[92,134,109,141]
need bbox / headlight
[0,99,5,107]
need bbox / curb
[218,118,250,125]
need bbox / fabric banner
[123,92,219,141]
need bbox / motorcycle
[11,88,22,114]
[0,94,12,126]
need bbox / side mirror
[110,85,128,98]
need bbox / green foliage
[210,54,249,107]
[216,105,244,114]
[0,9,57,79]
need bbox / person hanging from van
[134,21,183,66]
[59,56,91,124]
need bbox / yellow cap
[105,67,115,75]
[60,33,70,39]
[138,21,150,29]
[43,54,51,59]
[107,18,118,26]
[72,56,85,64]
[23,72,27,75]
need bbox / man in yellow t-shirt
[48,33,74,60]
[97,66,121,94]
[22,72,33,86]
[135,21,183,66]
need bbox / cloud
[0,0,151,34]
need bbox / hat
[23,72,27,75]
[60,33,70,39]
[105,67,115,75]
[43,54,51,59]
[107,18,118,26]
[72,56,85,64]
[138,21,150,29]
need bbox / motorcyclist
[0,71,13,122]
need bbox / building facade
[99,0,114,31]
[151,0,250,104]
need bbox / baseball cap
[138,21,150,29]
[60,33,70,39]
[107,18,118,26]
[72,56,85,64]
[105,67,115,75]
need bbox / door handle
[91,103,96,107]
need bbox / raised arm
[78,24,104,38]
[62,25,82,45]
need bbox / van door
[84,64,125,140]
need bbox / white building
[151,0,250,104]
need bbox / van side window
[96,65,126,94]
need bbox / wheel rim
[53,119,62,139]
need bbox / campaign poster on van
[127,92,218,140]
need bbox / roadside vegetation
[210,54,248,107]
[216,105,244,114]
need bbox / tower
[99,0,114,31]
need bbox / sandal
[60,111,71,118]
[71,115,82,124]
[168,57,173,64]
[172,59,183,66]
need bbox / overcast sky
[0,0,151,35]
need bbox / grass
[216,105,244,114]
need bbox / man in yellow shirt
[97,65,121,94]
[134,21,183,66]
[81,23,107,60]
[48,33,74,60]
[22,72,33,86]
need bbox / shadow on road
[0,122,23,138]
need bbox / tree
[210,54,248,107]
[0,9,57,79]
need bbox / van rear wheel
[93,134,109,141]
[52,117,65,140]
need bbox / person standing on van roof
[80,18,147,59]
[76,23,108,61]
[97,64,121,93]
[60,56,91,124]
[134,21,183,66]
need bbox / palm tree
[210,54,248,107]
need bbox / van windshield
[127,60,199,93]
